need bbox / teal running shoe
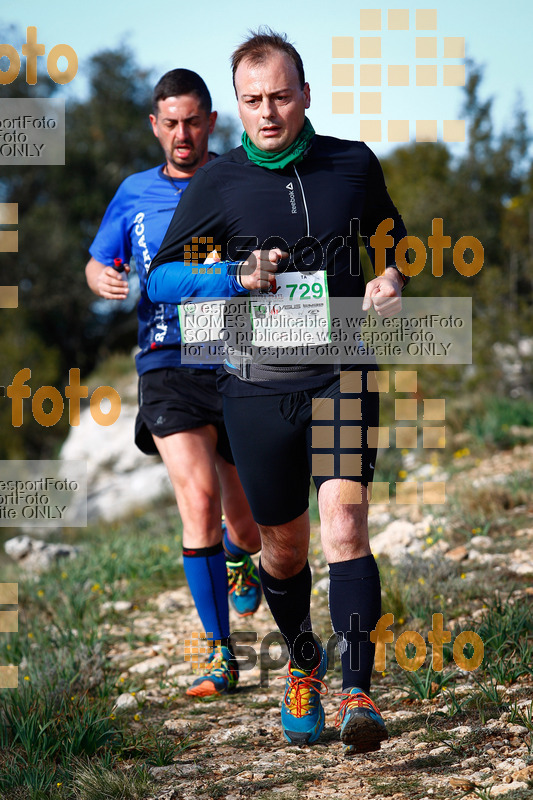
[335,687,388,755]
[280,649,328,745]
[227,554,262,617]
[186,644,238,697]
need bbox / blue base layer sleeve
[146,260,247,304]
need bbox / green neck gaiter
[241,117,315,170]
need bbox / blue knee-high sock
[328,555,381,692]
[182,543,230,642]
[223,526,250,560]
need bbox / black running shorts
[135,367,233,464]
[222,370,379,526]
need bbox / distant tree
[379,60,533,399]
[381,60,532,305]
[210,113,242,154]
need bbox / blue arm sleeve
[148,167,251,302]
[89,180,133,266]
[147,261,247,303]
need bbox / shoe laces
[335,690,383,728]
[203,646,233,680]
[278,663,328,718]
[227,557,255,596]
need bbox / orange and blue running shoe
[227,554,262,617]
[279,649,328,745]
[335,687,388,755]
[186,644,238,697]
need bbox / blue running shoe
[335,687,388,755]
[227,554,262,617]
[186,644,238,697]
[279,649,328,745]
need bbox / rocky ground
[98,446,533,800]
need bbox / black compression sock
[259,560,321,671]
[329,555,381,692]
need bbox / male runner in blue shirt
[85,69,261,697]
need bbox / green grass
[472,593,533,685]
[71,758,153,800]
[0,512,189,798]
[466,395,533,449]
[402,666,461,701]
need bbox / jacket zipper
[293,165,310,237]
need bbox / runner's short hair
[231,28,305,92]
[152,69,212,115]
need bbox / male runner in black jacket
[147,30,408,754]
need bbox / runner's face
[150,94,216,177]
[235,52,310,153]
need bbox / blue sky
[1,0,531,156]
